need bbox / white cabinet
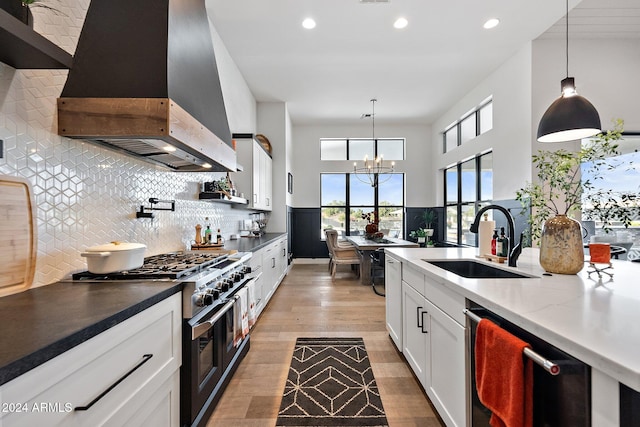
[385,254,402,351]
[402,281,429,388]
[262,243,277,303]
[235,138,272,211]
[0,294,182,427]
[396,262,466,427]
[260,145,273,210]
[425,297,465,427]
[251,235,288,317]
[248,249,265,317]
[275,236,287,284]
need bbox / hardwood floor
[206,262,445,427]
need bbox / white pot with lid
[81,241,147,274]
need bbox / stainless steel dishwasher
[465,301,591,426]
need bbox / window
[321,173,405,238]
[320,138,405,161]
[581,134,640,248]
[442,98,493,153]
[444,152,493,245]
[444,125,458,153]
[320,139,346,160]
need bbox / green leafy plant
[22,0,66,15]
[416,209,436,229]
[516,119,638,244]
[410,228,427,238]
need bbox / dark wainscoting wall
[405,207,445,245]
[290,208,329,258]
[288,201,530,258]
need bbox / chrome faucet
[469,205,523,267]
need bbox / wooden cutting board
[0,175,37,296]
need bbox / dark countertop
[223,232,287,253]
[0,280,182,386]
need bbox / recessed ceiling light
[483,18,500,29]
[394,17,408,29]
[302,18,316,29]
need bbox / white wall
[532,37,640,146]
[290,124,431,208]
[257,102,290,232]
[431,43,534,203]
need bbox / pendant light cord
[565,0,569,78]
[371,98,376,142]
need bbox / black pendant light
[537,0,601,143]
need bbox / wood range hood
[57,0,236,172]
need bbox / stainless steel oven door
[182,299,234,427]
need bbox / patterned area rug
[276,337,388,426]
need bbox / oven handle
[463,309,560,375]
[191,296,239,340]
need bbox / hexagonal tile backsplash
[0,1,257,286]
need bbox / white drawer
[0,293,181,427]
[402,263,425,295]
[424,276,465,325]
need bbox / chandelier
[352,99,395,187]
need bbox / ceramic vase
[539,215,584,274]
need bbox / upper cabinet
[0,8,72,69]
[233,137,273,211]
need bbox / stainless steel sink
[424,260,533,279]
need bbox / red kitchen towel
[475,318,533,427]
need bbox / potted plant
[421,209,436,237]
[516,119,638,273]
[410,228,427,246]
[411,209,436,246]
[362,211,382,239]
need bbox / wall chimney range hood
[57,0,236,172]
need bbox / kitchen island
[385,246,640,426]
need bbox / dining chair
[324,229,362,279]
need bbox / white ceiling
[206,0,640,127]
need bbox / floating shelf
[0,9,73,69]
[198,192,248,205]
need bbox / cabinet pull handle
[272,257,276,268]
[416,306,423,328]
[253,194,258,203]
[75,354,153,411]
[421,311,428,334]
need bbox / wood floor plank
[206,263,445,427]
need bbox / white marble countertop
[385,246,640,392]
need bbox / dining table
[345,236,419,286]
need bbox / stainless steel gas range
[72,251,257,427]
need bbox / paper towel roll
[478,220,496,256]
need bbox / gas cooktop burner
[72,251,229,280]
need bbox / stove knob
[203,294,214,306]
[206,288,220,300]
[232,273,242,282]
[221,280,230,292]
[215,281,223,290]
[242,266,251,274]
[194,293,207,307]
